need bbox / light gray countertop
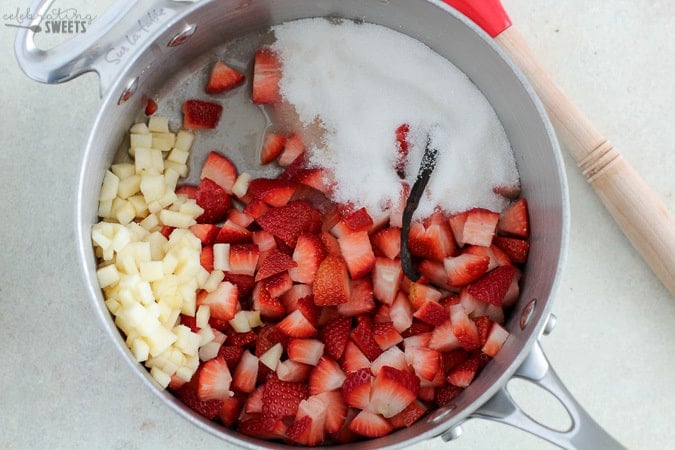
[0,1,673,449]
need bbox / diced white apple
[130,122,150,134]
[174,130,194,151]
[159,209,196,229]
[168,148,189,165]
[158,189,178,209]
[115,200,136,225]
[196,305,211,329]
[105,297,121,315]
[181,292,196,317]
[127,195,148,219]
[203,270,225,292]
[145,325,177,357]
[139,213,159,231]
[111,162,136,179]
[100,170,120,202]
[246,310,263,328]
[130,133,153,149]
[229,310,252,333]
[198,324,216,346]
[163,169,180,192]
[117,174,141,199]
[97,199,113,219]
[150,366,171,388]
[148,116,170,133]
[152,132,176,151]
[175,366,194,383]
[232,172,252,198]
[213,243,231,271]
[91,226,112,250]
[199,341,222,361]
[163,160,188,178]
[136,280,155,305]
[147,231,168,261]
[260,343,284,370]
[96,264,120,288]
[174,325,201,356]
[179,199,204,219]
[130,337,150,362]
[140,261,164,282]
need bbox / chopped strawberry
[265,272,293,298]
[288,338,325,366]
[257,201,322,247]
[227,209,254,228]
[373,304,392,323]
[200,246,214,271]
[286,416,315,446]
[278,133,305,166]
[395,123,410,178]
[372,257,403,305]
[260,132,286,164]
[351,315,383,361]
[198,357,233,401]
[447,355,482,388]
[231,350,259,393]
[341,367,372,409]
[246,178,296,207]
[408,282,442,310]
[497,198,529,238]
[222,273,256,299]
[482,322,509,357]
[261,374,308,418]
[337,278,375,316]
[428,320,461,352]
[214,219,251,244]
[180,314,200,333]
[319,230,342,256]
[407,218,456,261]
[290,167,332,194]
[175,184,197,199]
[244,385,265,414]
[467,265,517,306]
[277,309,317,338]
[293,396,328,445]
[279,283,312,312]
[370,346,408,375]
[444,253,490,286]
[144,98,157,115]
[289,233,326,284]
[405,346,440,382]
[389,400,427,429]
[413,300,450,326]
[206,61,245,94]
[390,291,413,333]
[372,227,401,259]
[342,207,375,233]
[195,177,232,224]
[295,295,319,326]
[348,410,393,438]
[341,340,371,373]
[369,366,419,418]
[255,248,297,281]
[238,414,287,439]
[447,211,468,247]
[243,198,269,219]
[252,48,281,104]
[450,304,480,351]
[435,384,464,407]
[402,320,434,338]
[218,397,242,427]
[441,348,471,374]
[276,359,312,383]
[463,244,512,270]
[313,255,350,306]
[338,231,376,279]
[217,345,244,369]
[255,325,289,357]
[197,281,238,321]
[314,390,348,434]
[252,282,285,319]
[372,321,403,351]
[226,329,257,348]
[493,236,529,264]
[319,316,351,361]
[228,243,260,277]
[461,208,499,247]
[183,99,223,129]
[473,316,493,347]
[189,223,220,245]
[309,356,347,395]
[173,368,223,419]
[252,230,277,252]
[417,259,452,289]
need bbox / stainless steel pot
[15,0,625,448]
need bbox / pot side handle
[470,342,626,449]
[14,0,195,96]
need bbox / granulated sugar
[271,19,518,218]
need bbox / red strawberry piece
[214,219,251,244]
[288,183,337,218]
[407,219,456,262]
[144,98,157,115]
[275,359,312,383]
[473,316,493,347]
[408,282,443,310]
[255,325,289,357]
[319,316,351,361]
[428,320,461,352]
[226,330,257,348]
[173,367,223,419]
[444,253,490,287]
[257,201,322,248]
[198,356,233,401]
[175,184,197,199]
[319,230,341,256]
[243,198,269,219]
[372,257,403,305]
[340,340,371,373]
[369,366,419,418]
[314,390,348,434]
[388,182,410,228]
[374,304,392,323]
[395,123,410,178]
[290,167,332,194]
[289,233,326,284]
[317,306,341,327]
[232,350,259,393]
[459,287,488,317]
[497,198,529,238]
[313,255,350,306]
[218,397,242,427]
[286,415,314,446]
[405,346,440,382]
[493,236,529,264]
[372,322,403,351]
[227,209,254,228]
[221,272,256,298]
[278,151,308,180]
[246,178,297,207]
[255,248,297,281]
[348,410,393,438]
[260,132,286,164]
[389,400,427,429]
[261,374,309,418]
[338,231,376,279]
[370,346,408,375]
[341,367,372,409]
[218,345,244,369]
[482,322,509,357]
[238,414,286,439]
[180,314,200,332]
[390,291,413,333]
[309,356,347,395]
[413,300,450,326]
[183,99,223,129]
[435,384,464,407]
[467,265,517,306]
[337,278,375,316]
[447,355,482,388]
[252,48,282,104]
[278,133,305,166]
[293,396,328,445]
[402,319,434,338]
[252,230,277,252]
[264,272,293,298]
[417,259,452,289]
[463,244,512,270]
[372,227,401,259]
[288,338,325,366]
[341,207,374,233]
[189,223,220,245]
[200,246,214,271]
[450,304,480,351]
[195,178,232,224]
[351,315,383,361]
[441,348,471,374]
[252,282,285,319]
[197,281,238,320]
[462,208,500,247]
[228,243,260,277]
[278,309,318,338]
[206,61,245,94]
[280,283,312,312]
[244,385,265,414]
[295,295,319,326]
[447,211,468,247]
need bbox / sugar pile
[271,19,519,218]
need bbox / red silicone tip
[442,0,512,38]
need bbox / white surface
[0,1,673,449]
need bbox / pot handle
[14,0,195,96]
[470,342,625,449]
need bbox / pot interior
[77,0,568,448]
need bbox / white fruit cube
[175,325,200,356]
[152,132,176,151]
[179,200,204,219]
[139,213,159,232]
[117,174,141,199]
[131,337,150,362]
[111,163,135,179]
[163,169,180,192]
[99,170,120,202]
[196,305,211,329]
[147,232,168,261]
[175,366,194,383]
[150,366,171,388]
[130,122,150,134]
[203,270,225,292]
[213,243,231,271]
[159,210,196,229]
[145,325,177,357]
[232,172,252,198]
[136,280,155,305]
[168,148,189,165]
[140,261,164,282]
[199,341,222,361]
[115,200,136,225]
[91,226,112,250]
[163,161,188,178]
[197,325,216,346]
[181,293,196,317]
[140,173,166,202]
[130,133,153,149]
[97,199,113,219]
[174,130,194,151]
[246,310,263,328]
[127,195,148,219]
[96,264,120,288]
[259,343,283,370]
[229,311,251,333]
[148,116,170,133]
[158,189,178,209]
